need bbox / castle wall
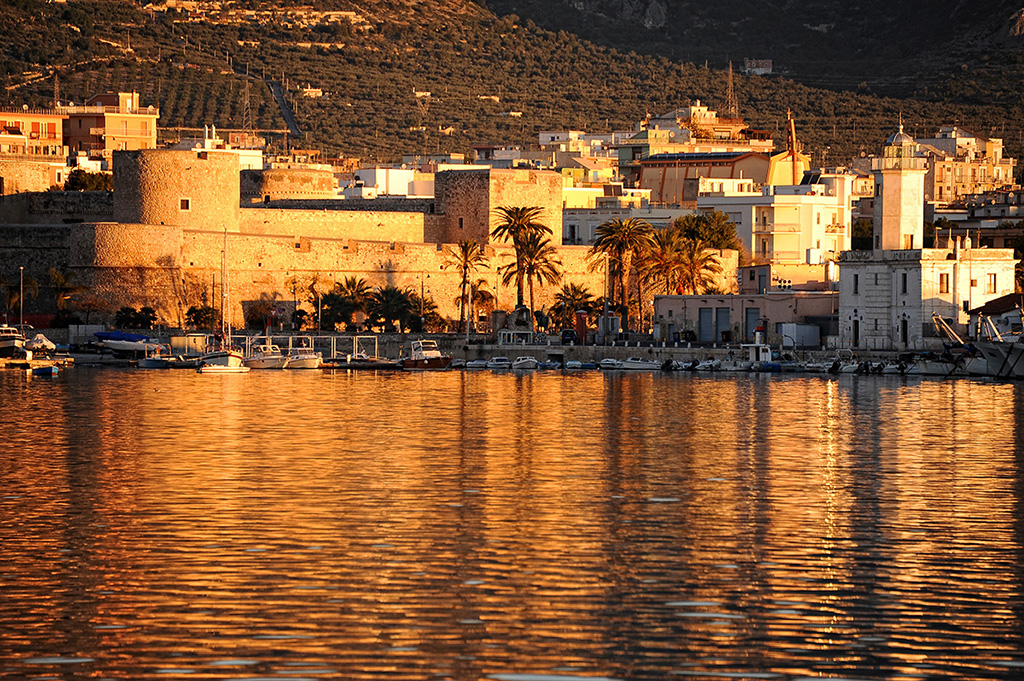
[113,149,241,231]
[241,168,337,202]
[239,207,426,243]
[0,190,114,225]
[0,161,54,196]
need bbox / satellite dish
[22,104,28,110]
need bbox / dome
[886,123,914,146]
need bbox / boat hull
[200,350,245,368]
[401,357,452,371]
[197,364,251,374]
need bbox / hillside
[2,0,1024,173]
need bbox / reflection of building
[838,126,1017,350]
[58,92,159,169]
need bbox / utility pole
[19,266,24,328]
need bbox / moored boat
[599,358,624,370]
[0,324,27,358]
[244,343,290,369]
[465,359,489,370]
[486,356,512,370]
[399,339,451,371]
[197,363,251,374]
[511,356,539,370]
[286,338,323,369]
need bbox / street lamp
[19,266,24,329]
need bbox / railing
[56,105,160,116]
[753,222,802,234]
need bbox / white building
[837,125,1017,350]
[697,172,855,264]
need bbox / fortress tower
[114,149,241,232]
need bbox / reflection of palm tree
[677,238,723,294]
[551,282,594,329]
[588,217,653,330]
[499,231,561,321]
[48,267,87,310]
[442,240,488,332]
[491,206,551,308]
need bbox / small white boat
[487,356,512,370]
[693,357,722,371]
[0,324,27,358]
[197,364,251,374]
[511,356,539,370]
[465,359,489,370]
[244,343,290,369]
[200,348,245,368]
[621,356,661,370]
[286,339,323,369]
[398,339,451,371]
[599,358,624,370]
[564,360,584,370]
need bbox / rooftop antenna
[53,73,60,108]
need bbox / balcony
[57,105,160,116]
[753,221,802,234]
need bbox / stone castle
[0,149,603,330]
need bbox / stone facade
[0,160,56,196]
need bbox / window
[749,269,755,281]
[853,274,859,295]
[901,272,908,294]
[179,198,190,211]
[971,278,978,288]
[939,273,949,294]
[458,217,464,230]
[987,273,997,294]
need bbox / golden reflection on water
[2,369,1024,679]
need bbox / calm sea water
[2,367,1024,680]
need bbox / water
[2,367,1024,680]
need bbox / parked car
[561,329,578,345]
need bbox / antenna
[725,61,738,117]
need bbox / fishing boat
[599,358,624,370]
[399,339,452,371]
[486,356,512,370]
[465,359,489,370]
[621,357,662,371]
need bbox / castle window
[295,242,301,249]
[971,279,978,288]
[179,198,190,211]
[853,274,859,295]
[901,272,907,294]
[459,217,464,230]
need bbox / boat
[137,344,176,369]
[0,324,28,358]
[95,330,161,358]
[693,357,722,371]
[199,347,245,368]
[399,339,451,371]
[599,358,624,370]
[564,360,584,370]
[29,364,59,376]
[244,342,290,369]
[286,338,323,369]
[23,333,56,354]
[621,356,662,370]
[465,359,490,370]
[197,364,251,374]
[511,356,539,370]
[538,360,561,370]
[486,356,512,370]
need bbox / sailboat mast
[222,226,229,341]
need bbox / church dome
[886,123,914,146]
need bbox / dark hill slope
[2,0,1023,171]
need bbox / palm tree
[491,206,551,308]
[443,240,489,332]
[367,285,413,333]
[677,238,723,295]
[48,267,86,310]
[588,217,654,330]
[323,276,372,331]
[551,282,595,329]
[499,231,561,324]
[641,228,685,295]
